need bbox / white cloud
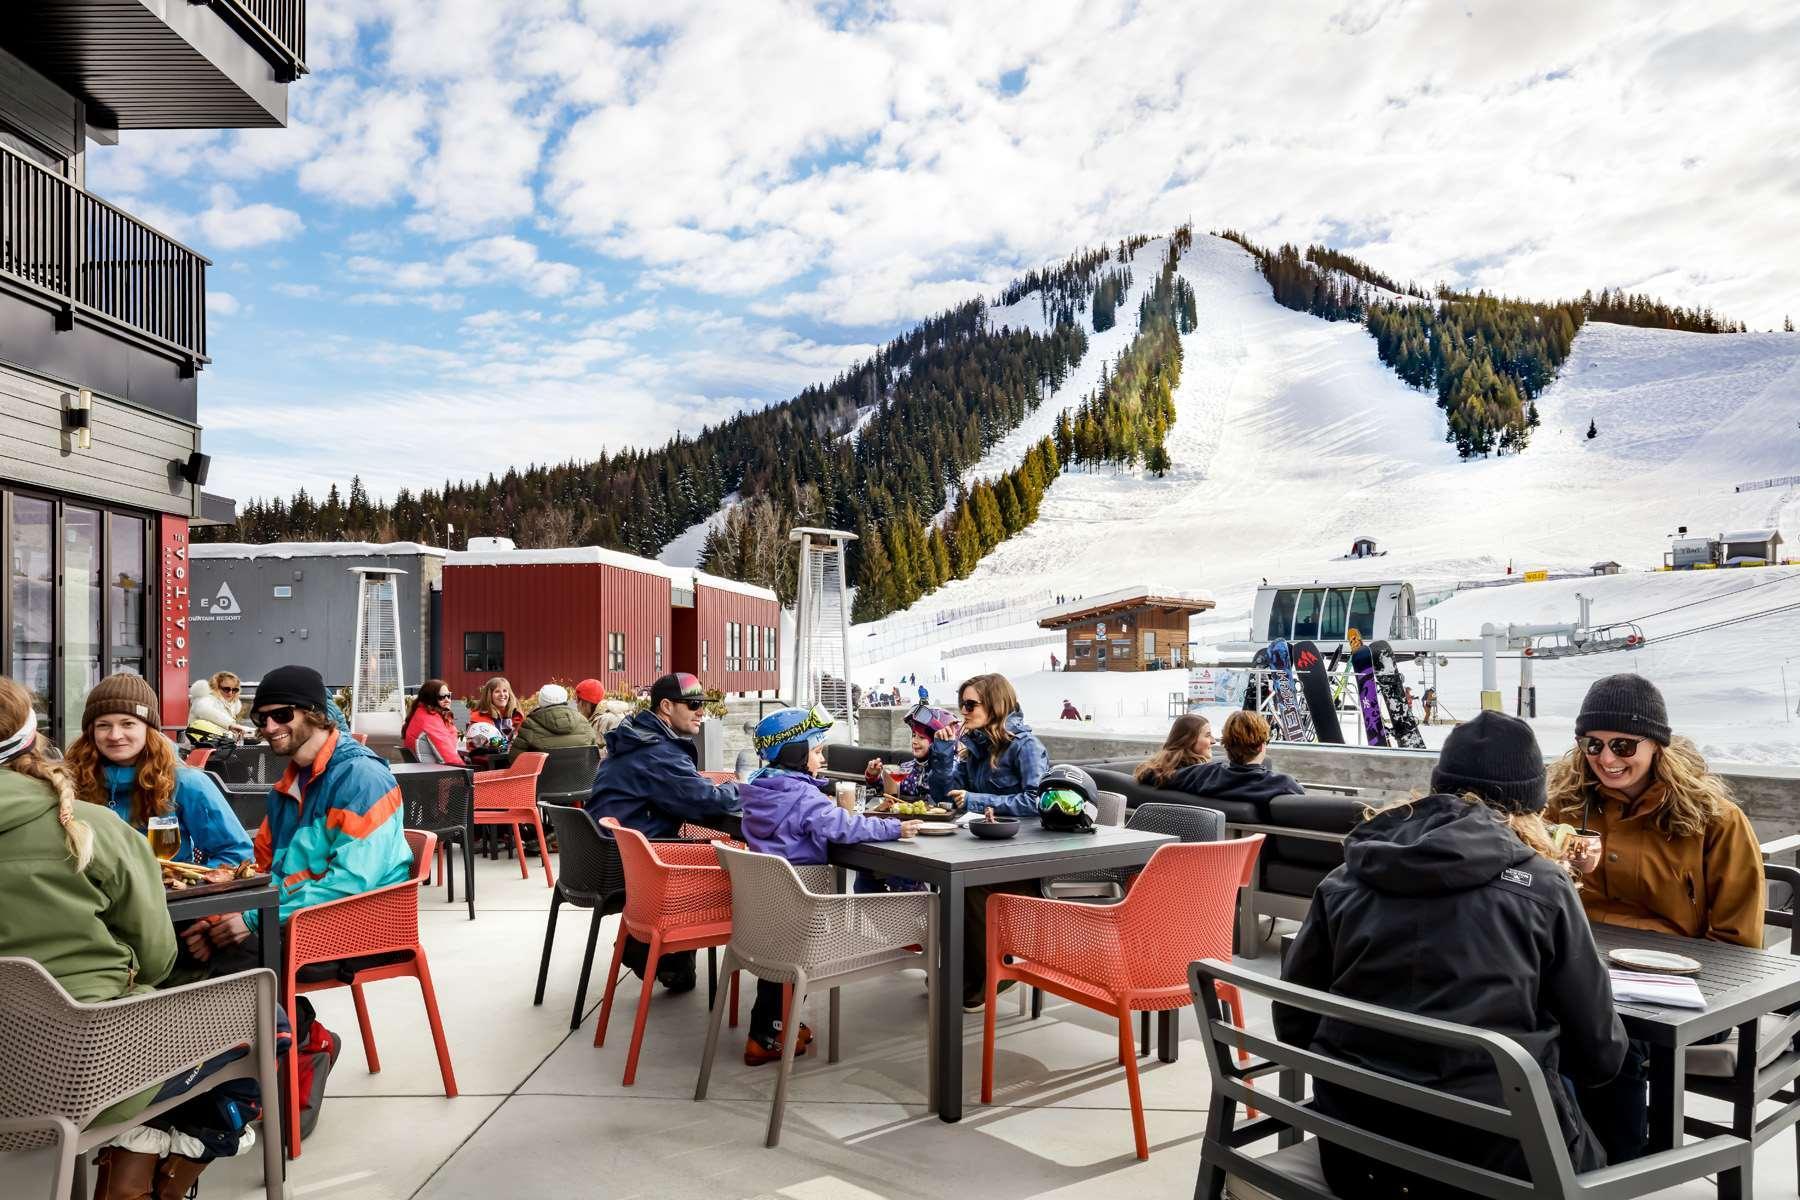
[347,291,465,312]
[297,87,430,207]
[345,235,584,298]
[272,282,322,299]
[206,292,241,315]
[196,186,304,249]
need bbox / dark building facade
[0,2,306,743]
[1039,590,1215,673]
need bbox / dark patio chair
[533,803,627,1030]
[1187,957,1750,1200]
[206,768,267,835]
[535,744,599,807]
[393,764,476,921]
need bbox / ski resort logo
[1296,649,1318,669]
[193,582,243,623]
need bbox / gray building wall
[0,44,85,179]
[189,547,442,692]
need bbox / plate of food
[868,799,957,822]
[906,823,958,837]
[161,859,269,896]
[1607,948,1702,975]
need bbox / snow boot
[92,1148,158,1200]
[152,1154,209,1200]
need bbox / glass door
[60,506,102,740]
[108,513,148,677]
[9,495,54,735]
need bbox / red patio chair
[980,835,1264,1160]
[594,817,738,1085]
[184,747,212,769]
[473,752,553,887]
[283,828,457,1157]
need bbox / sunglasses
[252,706,297,729]
[1582,736,1643,759]
[677,699,706,711]
[959,698,981,713]
[219,686,240,695]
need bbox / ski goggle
[1039,788,1087,814]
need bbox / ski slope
[657,491,739,568]
[853,234,1800,765]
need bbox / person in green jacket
[0,676,268,1198]
[510,683,600,754]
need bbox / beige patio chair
[695,846,937,1147]
[0,957,284,1200]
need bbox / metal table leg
[1646,1042,1685,1154]
[936,882,966,1122]
[1157,1009,1179,1063]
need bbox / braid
[11,742,93,871]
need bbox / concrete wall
[852,710,1800,841]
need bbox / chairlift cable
[1616,571,1800,625]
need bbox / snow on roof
[689,569,778,603]
[1037,585,1215,627]
[1721,529,1781,542]
[191,541,446,560]
[446,545,676,579]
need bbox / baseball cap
[649,672,706,709]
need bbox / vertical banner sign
[159,517,191,726]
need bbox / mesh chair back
[210,743,282,787]
[714,843,929,981]
[395,766,473,838]
[473,752,545,810]
[1190,957,1580,1198]
[536,745,600,803]
[0,958,264,1150]
[540,803,626,910]
[602,818,732,930]
[1118,839,1261,991]
[286,830,436,968]
[206,769,267,834]
[1093,789,1126,827]
[1128,801,1225,842]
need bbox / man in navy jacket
[587,672,739,991]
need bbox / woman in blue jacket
[944,673,1051,1009]
[65,674,253,868]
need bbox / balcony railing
[0,144,209,368]
[211,0,308,79]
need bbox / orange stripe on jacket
[254,819,273,872]
[282,867,325,889]
[324,786,402,840]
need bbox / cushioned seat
[1266,794,1363,868]
[1224,1139,1331,1199]
[1262,860,1336,899]
[1086,766,1260,824]
[1688,1010,1800,1078]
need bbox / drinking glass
[147,815,181,860]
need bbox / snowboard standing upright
[1266,639,1314,742]
[1371,640,1428,749]
[1290,640,1344,743]
[1346,629,1390,747]
[1243,646,1270,714]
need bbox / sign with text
[159,517,190,726]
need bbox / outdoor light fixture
[178,450,211,486]
[64,388,93,450]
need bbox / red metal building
[439,549,779,700]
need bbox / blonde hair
[1547,735,1729,841]
[1136,714,1211,786]
[1365,791,1572,874]
[209,671,239,694]
[0,679,92,870]
[957,673,1020,764]
[65,717,179,827]
[476,677,522,721]
[1220,710,1271,766]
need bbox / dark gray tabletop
[828,822,1174,886]
[1590,923,1800,1046]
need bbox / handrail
[211,0,308,79]
[0,143,208,366]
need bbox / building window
[701,639,709,674]
[1292,589,1325,639]
[748,625,759,673]
[463,632,504,673]
[1073,639,1092,658]
[727,622,743,672]
[608,631,625,673]
[1143,630,1156,656]
[653,634,664,673]
[108,514,148,678]
[766,626,777,672]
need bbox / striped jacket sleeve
[275,758,410,923]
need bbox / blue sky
[86,0,1800,506]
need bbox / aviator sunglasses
[1582,735,1643,759]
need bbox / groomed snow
[657,492,740,569]
[852,234,1800,766]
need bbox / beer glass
[147,815,181,860]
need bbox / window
[1321,588,1351,640]
[1292,589,1324,639]
[748,625,760,673]
[608,631,625,673]
[1143,630,1156,656]
[765,626,777,671]
[10,495,53,735]
[653,634,664,674]
[108,514,147,677]
[1347,587,1378,639]
[701,639,709,674]
[1267,589,1297,640]
[1072,639,1092,658]
[463,631,504,673]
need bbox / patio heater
[789,527,857,741]
[348,567,407,740]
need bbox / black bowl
[968,817,1021,840]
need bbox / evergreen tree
[1587,418,1598,440]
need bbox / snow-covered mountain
[849,234,1800,764]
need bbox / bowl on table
[968,817,1020,840]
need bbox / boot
[152,1154,209,1200]
[91,1148,158,1200]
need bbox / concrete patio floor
[6,851,1796,1199]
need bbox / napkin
[1608,969,1706,1009]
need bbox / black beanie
[1430,710,1547,814]
[1574,673,1671,745]
[254,664,328,712]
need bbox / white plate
[1608,948,1702,975]
[909,824,958,837]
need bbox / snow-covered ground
[657,491,739,568]
[852,234,1800,765]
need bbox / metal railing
[0,144,209,366]
[213,0,308,78]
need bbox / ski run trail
[847,234,1800,767]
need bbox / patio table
[828,823,1175,1121]
[1590,923,1800,1199]
[165,880,282,976]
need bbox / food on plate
[874,799,951,818]
[160,858,259,890]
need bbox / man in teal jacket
[189,665,410,959]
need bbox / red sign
[159,517,191,726]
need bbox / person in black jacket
[1167,711,1303,808]
[1276,711,1627,1197]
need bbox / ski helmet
[465,721,502,750]
[903,703,958,738]
[753,703,835,764]
[1033,763,1099,832]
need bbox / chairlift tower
[790,527,857,740]
[348,567,407,737]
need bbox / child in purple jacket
[738,705,921,1064]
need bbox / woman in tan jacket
[1548,673,1764,1166]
